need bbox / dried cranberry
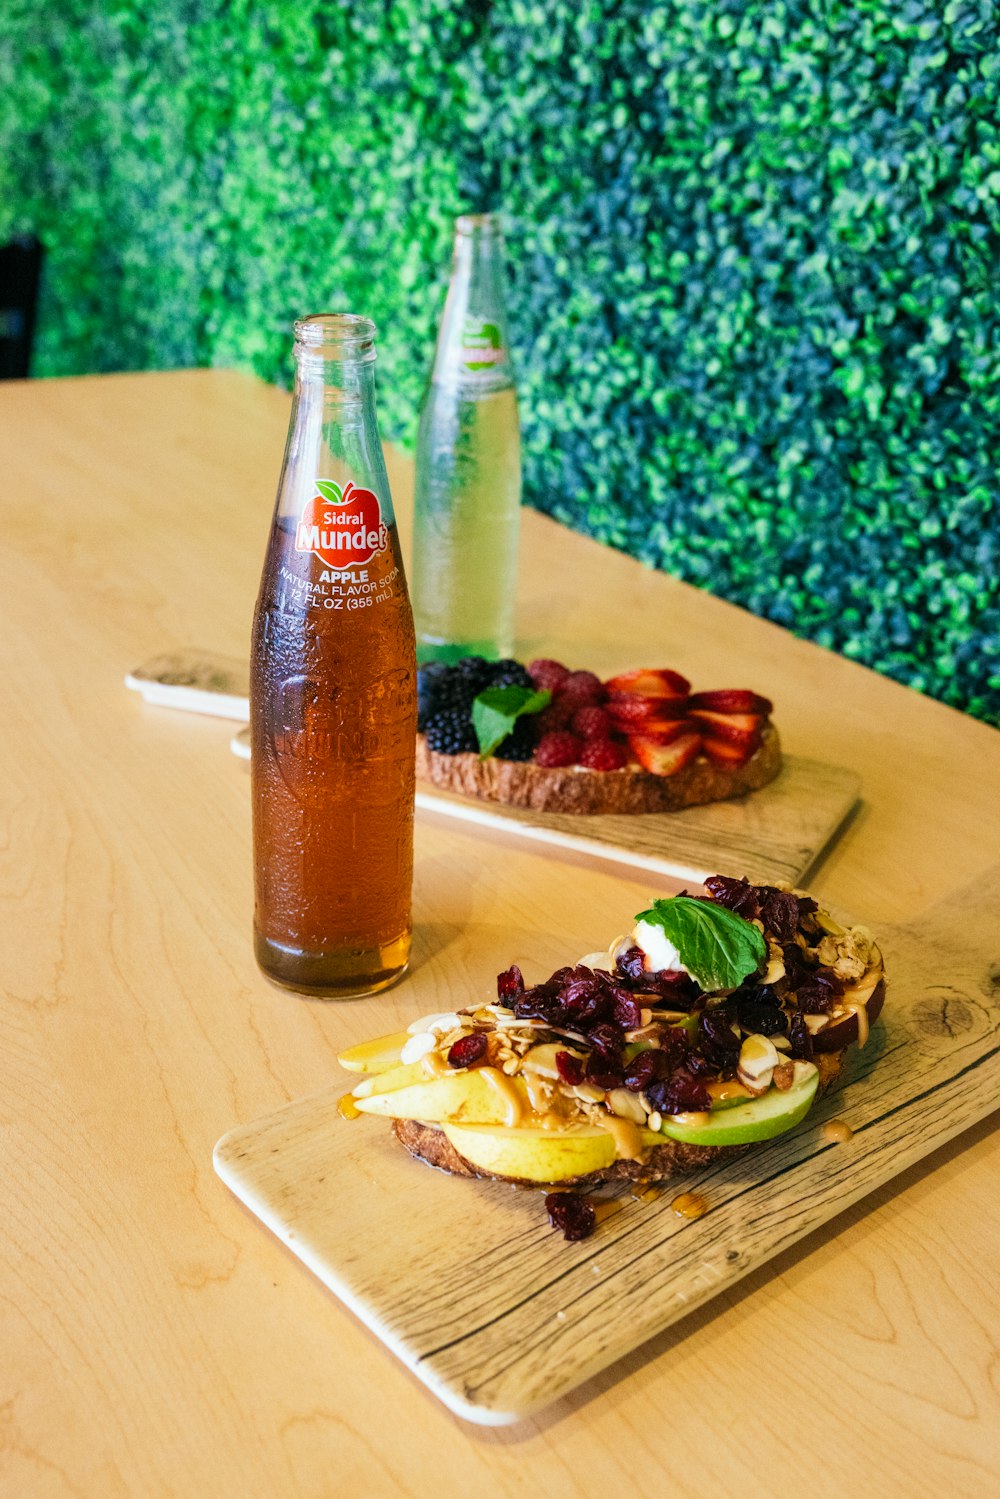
[555,1049,585,1085]
[545,1192,597,1241]
[612,990,643,1030]
[585,1052,623,1090]
[646,969,701,1007]
[757,887,800,944]
[623,1048,669,1091]
[658,1025,692,1071]
[496,964,525,1004]
[737,1000,789,1036]
[698,1005,742,1063]
[796,969,844,1014]
[647,1070,711,1116]
[615,945,646,982]
[788,1012,814,1059]
[782,943,814,988]
[586,1023,623,1056]
[562,973,613,1028]
[704,875,759,920]
[514,984,554,1020]
[447,1032,488,1069]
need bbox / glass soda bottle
[250,313,417,997]
[410,212,522,664]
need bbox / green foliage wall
[4,0,999,723]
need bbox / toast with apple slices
[338,877,885,1226]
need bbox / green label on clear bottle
[461,317,507,373]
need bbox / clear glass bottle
[250,313,417,997]
[410,213,522,664]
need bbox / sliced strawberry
[606,693,689,727]
[686,689,772,716]
[604,668,691,700]
[629,730,702,776]
[623,716,700,745]
[688,708,764,746]
[701,734,757,766]
[638,712,703,736]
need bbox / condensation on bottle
[250,313,417,997]
[410,213,522,664]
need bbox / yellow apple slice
[442,1122,661,1182]
[337,1030,410,1074]
[353,1068,530,1125]
[349,1059,429,1099]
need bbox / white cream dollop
[632,917,690,976]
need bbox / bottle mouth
[293,312,377,363]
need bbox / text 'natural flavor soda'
[250,313,417,997]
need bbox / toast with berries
[339,876,885,1240]
[416,657,782,814]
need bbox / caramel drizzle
[597,1112,646,1161]
[478,1067,527,1127]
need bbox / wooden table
[2,369,998,1497]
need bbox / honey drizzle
[670,1190,709,1220]
[821,1117,854,1145]
[598,1112,646,1160]
[478,1066,526,1127]
[337,1091,361,1120]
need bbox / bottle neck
[274,315,394,526]
[432,217,513,390]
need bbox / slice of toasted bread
[392,1050,843,1189]
[417,722,782,814]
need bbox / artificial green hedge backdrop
[3,0,999,723]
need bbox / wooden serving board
[229,722,857,888]
[129,649,859,886]
[214,871,1000,1426]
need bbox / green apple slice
[353,1069,530,1125]
[337,1030,410,1074]
[658,1067,819,1147]
[442,1122,661,1183]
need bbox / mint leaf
[315,479,343,503]
[472,685,550,758]
[633,896,766,992]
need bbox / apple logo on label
[295,479,388,568]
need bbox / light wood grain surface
[2,369,999,1496]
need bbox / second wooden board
[231,724,859,889]
[130,648,858,887]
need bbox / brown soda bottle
[250,313,417,997]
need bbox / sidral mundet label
[295,479,389,569]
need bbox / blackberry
[416,661,450,731]
[455,656,493,693]
[425,707,478,755]
[430,671,481,715]
[494,717,536,761]
[489,658,534,690]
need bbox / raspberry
[528,658,570,692]
[570,705,612,739]
[535,699,575,734]
[558,670,605,705]
[534,730,583,768]
[578,738,628,772]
